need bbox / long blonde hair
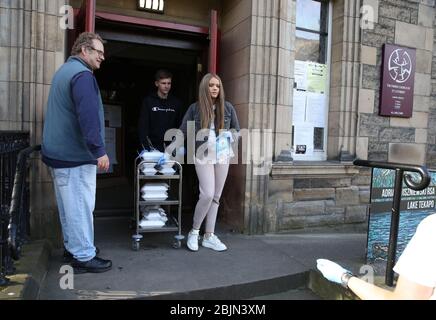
[198,73,225,131]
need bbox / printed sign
[379,44,416,118]
[366,168,436,264]
[307,62,327,94]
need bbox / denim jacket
[179,101,240,153]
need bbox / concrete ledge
[0,240,52,300]
[271,162,360,178]
[308,269,395,300]
[308,270,358,300]
[138,272,309,300]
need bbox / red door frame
[85,0,96,32]
[95,11,209,35]
[73,1,218,72]
[208,10,218,74]
[74,0,96,32]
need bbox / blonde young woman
[179,73,240,251]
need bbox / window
[295,0,329,64]
[292,0,331,161]
[138,0,164,13]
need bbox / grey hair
[71,32,104,56]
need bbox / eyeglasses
[88,46,105,57]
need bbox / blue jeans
[50,165,97,262]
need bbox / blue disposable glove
[316,259,351,285]
[157,154,168,166]
[177,146,186,156]
[138,149,147,158]
[217,131,234,142]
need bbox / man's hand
[316,259,350,284]
[97,154,110,172]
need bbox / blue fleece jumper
[42,56,105,168]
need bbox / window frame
[292,0,332,161]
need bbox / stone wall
[0,0,68,243]
[269,164,371,232]
[1,0,62,131]
[359,0,435,164]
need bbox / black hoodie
[138,92,183,152]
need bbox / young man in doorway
[138,69,183,152]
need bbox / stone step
[249,286,321,300]
[0,240,51,300]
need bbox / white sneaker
[187,229,200,251]
[201,234,227,251]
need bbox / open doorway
[94,39,204,218]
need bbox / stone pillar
[0,0,67,243]
[221,0,294,233]
[328,0,362,160]
[247,0,293,233]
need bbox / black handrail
[8,145,41,261]
[353,159,431,286]
[1,132,30,286]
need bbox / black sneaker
[71,256,112,274]
[63,247,100,263]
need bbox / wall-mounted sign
[379,44,416,118]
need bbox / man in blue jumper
[42,32,112,274]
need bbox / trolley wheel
[132,240,140,251]
[172,240,182,249]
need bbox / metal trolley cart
[131,156,184,250]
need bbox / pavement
[33,216,368,300]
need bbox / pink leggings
[192,162,230,233]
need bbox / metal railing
[353,159,431,286]
[0,132,38,286]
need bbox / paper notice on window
[306,92,326,127]
[294,60,308,91]
[293,124,314,154]
[292,89,307,124]
[307,62,327,94]
[104,104,122,128]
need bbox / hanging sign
[379,44,416,118]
